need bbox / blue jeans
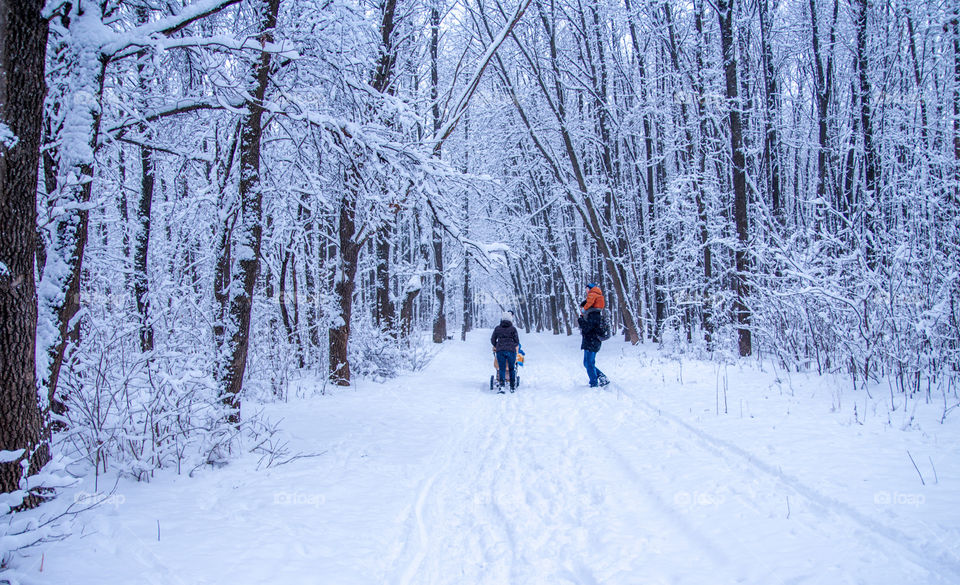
[583,350,605,386]
[496,350,517,388]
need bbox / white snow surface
[17,333,960,584]
[0,122,17,149]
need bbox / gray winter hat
[501,311,512,322]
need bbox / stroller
[490,345,525,392]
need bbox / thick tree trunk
[220,0,280,421]
[717,0,752,356]
[329,187,360,385]
[0,0,51,498]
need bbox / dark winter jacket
[491,320,520,352]
[579,309,602,353]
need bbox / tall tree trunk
[329,185,360,385]
[39,1,111,416]
[853,0,879,270]
[460,185,473,341]
[810,0,833,229]
[220,0,281,421]
[717,0,752,356]
[431,219,447,342]
[42,62,106,417]
[953,9,960,202]
[134,144,155,352]
[460,121,473,342]
[331,0,399,383]
[430,2,447,343]
[0,0,51,499]
[371,0,399,339]
[759,0,783,226]
[375,223,396,335]
[132,7,155,353]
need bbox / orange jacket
[583,286,605,311]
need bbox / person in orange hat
[581,282,605,312]
[578,282,609,387]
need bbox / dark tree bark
[809,0,839,228]
[431,219,447,342]
[953,10,960,201]
[853,0,879,270]
[331,0,399,384]
[429,3,447,343]
[132,7,154,353]
[759,0,782,226]
[375,224,396,335]
[460,194,473,341]
[370,0,400,339]
[717,0,752,356]
[278,245,304,367]
[220,0,281,421]
[134,143,155,352]
[459,117,473,342]
[329,185,360,385]
[0,0,51,498]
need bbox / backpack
[598,310,612,341]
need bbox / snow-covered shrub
[0,456,77,571]
[58,317,233,482]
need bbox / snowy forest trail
[29,333,960,585]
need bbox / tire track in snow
[523,333,949,582]
[607,382,960,583]
[395,473,439,585]
[387,386,503,585]
[512,333,738,579]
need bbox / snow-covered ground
[10,332,960,584]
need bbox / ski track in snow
[22,332,960,585]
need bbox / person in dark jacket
[491,311,520,393]
[578,289,609,388]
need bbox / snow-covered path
[25,333,960,584]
